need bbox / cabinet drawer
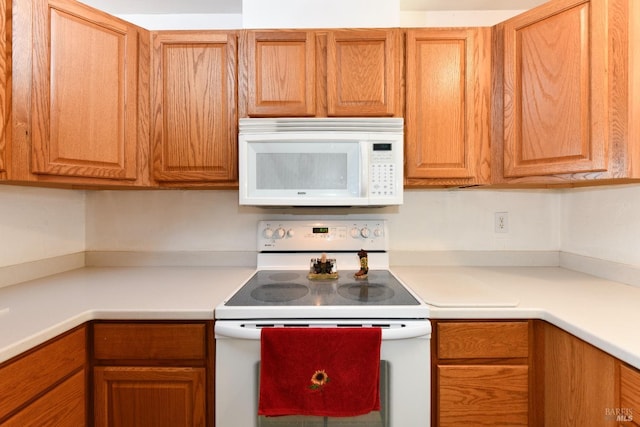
[93,323,206,360]
[0,326,86,420]
[438,365,529,427]
[621,364,640,425]
[437,321,529,359]
[2,369,86,427]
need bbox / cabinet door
[326,29,400,117]
[31,0,138,180]
[0,0,13,179]
[438,365,529,427]
[243,30,316,117]
[541,322,616,427]
[405,28,491,185]
[501,0,607,178]
[152,32,237,183]
[94,366,206,427]
[620,364,640,426]
[0,0,8,179]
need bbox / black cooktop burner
[337,283,394,302]
[250,283,309,302]
[225,270,419,306]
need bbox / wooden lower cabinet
[620,364,640,426]
[433,319,640,426]
[3,369,86,427]
[539,321,617,427]
[438,365,529,426]
[433,320,532,426]
[94,366,206,427]
[91,321,212,427]
[0,325,87,425]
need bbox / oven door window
[257,361,389,427]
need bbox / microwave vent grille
[239,118,403,134]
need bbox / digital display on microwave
[373,143,392,151]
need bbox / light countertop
[392,266,640,369]
[0,267,255,363]
[1,265,639,370]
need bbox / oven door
[215,320,431,427]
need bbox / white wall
[242,0,400,28]
[84,189,560,253]
[2,183,639,270]
[109,2,525,29]
[114,14,243,30]
[400,10,526,27]
[0,185,85,268]
[561,184,640,268]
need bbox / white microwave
[238,118,404,207]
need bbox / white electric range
[215,220,431,427]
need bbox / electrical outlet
[494,212,509,233]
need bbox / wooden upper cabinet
[0,0,8,180]
[240,29,402,118]
[242,30,316,117]
[405,28,491,186]
[30,0,140,182]
[151,31,237,184]
[495,0,640,184]
[326,29,400,117]
[502,0,605,177]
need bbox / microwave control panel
[369,142,399,198]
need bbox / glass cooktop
[225,270,420,307]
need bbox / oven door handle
[215,321,431,340]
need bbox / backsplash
[2,183,640,271]
[84,188,560,253]
[561,185,640,268]
[0,185,84,268]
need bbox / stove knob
[374,228,383,237]
[286,229,295,238]
[350,227,360,238]
[263,227,274,239]
[360,227,371,238]
[274,227,286,239]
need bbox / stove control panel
[257,220,388,252]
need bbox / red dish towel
[258,327,382,417]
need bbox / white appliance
[215,220,431,427]
[238,118,404,207]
